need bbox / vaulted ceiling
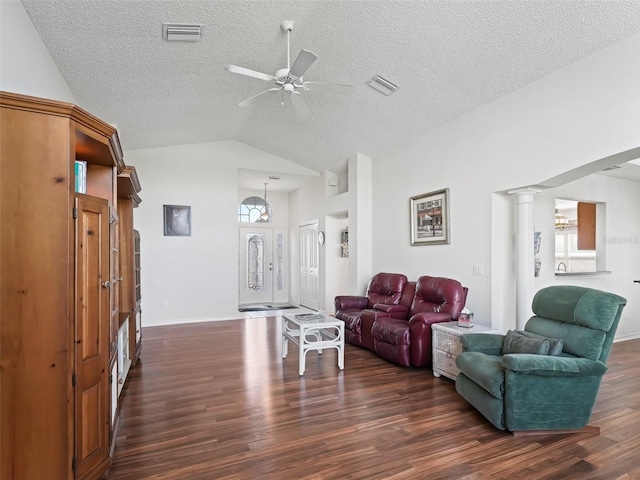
[20,0,640,187]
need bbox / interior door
[299,223,319,310]
[74,194,111,478]
[239,227,273,305]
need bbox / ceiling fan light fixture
[162,23,203,42]
[368,75,398,96]
[225,19,353,116]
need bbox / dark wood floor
[108,318,640,480]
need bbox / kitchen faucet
[557,262,567,272]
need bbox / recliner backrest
[410,276,467,318]
[527,285,626,362]
[366,273,408,308]
[399,281,417,309]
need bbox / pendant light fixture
[260,182,270,221]
[554,207,568,228]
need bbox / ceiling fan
[225,20,354,118]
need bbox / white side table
[283,313,345,376]
[432,321,500,380]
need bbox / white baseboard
[613,332,640,343]
[144,315,243,327]
[142,308,314,328]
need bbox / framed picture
[410,188,450,246]
[163,205,191,236]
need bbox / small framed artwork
[163,205,191,236]
[410,188,450,246]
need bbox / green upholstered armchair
[455,285,626,433]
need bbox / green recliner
[455,285,627,432]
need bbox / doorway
[238,226,288,306]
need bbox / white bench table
[282,313,345,376]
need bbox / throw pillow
[518,330,564,356]
[501,330,550,355]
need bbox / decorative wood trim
[1,91,125,172]
[117,166,142,206]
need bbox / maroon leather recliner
[371,276,468,367]
[334,273,408,347]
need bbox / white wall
[125,140,317,326]
[533,175,640,340]
[369,32,640,339]
[0,0,76,103]
[325,216,349,314]
[288,155,372,311]
[288,172,330,308]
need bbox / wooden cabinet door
[75,195,111,479]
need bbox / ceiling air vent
[367,75,398,96]
[162,23,203,42]
[602,166,621,171]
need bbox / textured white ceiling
[20,0,640,187]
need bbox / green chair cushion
[518,329,564,355]
[532,285,626,332]
[455,352,504,399]
[501,354,607,377]
[526,317,605,361]
[501,330,550,355]
[460,333,504,355]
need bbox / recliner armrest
[460,333,504,355]
[408,312,452,326]
[372,303,409,315]
[334,295,368,311]
[502,354,607,377]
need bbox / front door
[239,227,273,305]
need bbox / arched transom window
[238,196,272,223]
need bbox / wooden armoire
[0,91,142,480]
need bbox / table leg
[338,324,345,370]
[316,330,323,354]
[299,325,306,376]
[282,317,288,358]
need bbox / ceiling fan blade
[289,49,318,78]
[225,65,277,82]
[239,87,282,107]
[304,82,354,95]
[290,92,312,118]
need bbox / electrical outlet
[163,299,169,307]
[473,264,484,276]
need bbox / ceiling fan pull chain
[287,28,290,70]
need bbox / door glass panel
[276,232,283,292]
[247,233,266,292]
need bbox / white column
[508,188,540,330]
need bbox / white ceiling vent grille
[367,75,398,96]
[162,23,203,42]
